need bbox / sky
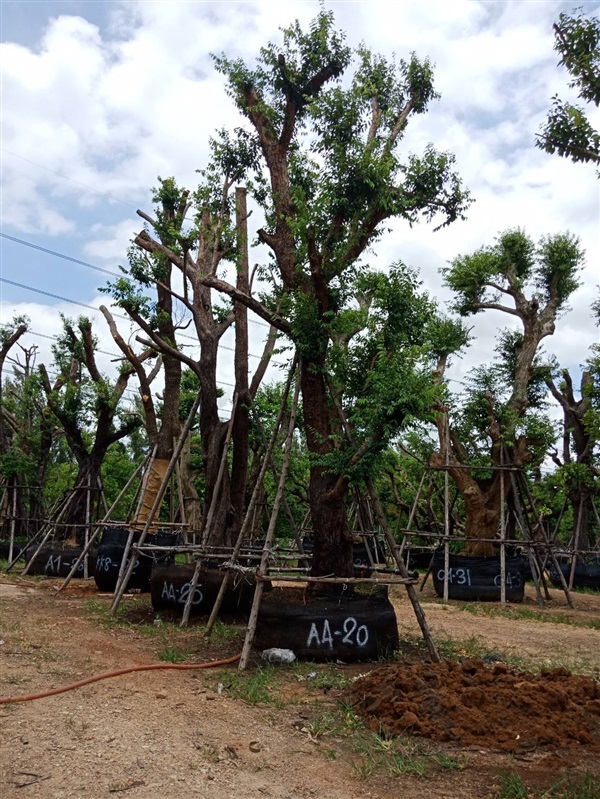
[1,0,599,423]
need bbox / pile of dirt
[345,659,600,753]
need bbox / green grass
[302,701,463,780]
[157,646,190,663]
[83,597,141,628]
[352,730,464,780]
[200,619,244,644]
[216,664,282,706]
[496,771,600,799]
[459,603,600,631]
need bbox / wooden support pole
[57,455,150,592]
[569,499,584,591]
[443,431,450,604]
[204,360,297,637]
[508,470,546,608]
[238,371,301,670]
[20,490,78,576]
[180,395,239,627]
[517,471,574,608]
[110,396,202,615]
[500,446,506,607]
[398,471,426,560]
[323,372,439,663]
[366,479,440,663]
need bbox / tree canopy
[537,9,600,172]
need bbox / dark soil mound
[345,659,600,753]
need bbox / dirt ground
[1,574,599,799]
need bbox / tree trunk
[300,358,354,577]
[226,186,251,545]
[180,434,202,535]
[461,482,502,557]
[60,456,103,545]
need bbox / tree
[38,316,141,541]
[546,367,599,552]
[0,334,59,536]
[101,179,185,527]
[545,296,600,552]
[196,10,471,577]
[536,9,600,172]
[0,315,29,457]
[115,11,470,576]
[107,177,278,546]
[435,229,585,556]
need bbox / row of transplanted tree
[0,9,598,575]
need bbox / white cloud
[1,0,598,406]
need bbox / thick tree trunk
[300,358,354,577]
[226,186,251,545]
[430,449,507,557]
[197,336,232,546]
[461,483,502,557]
[60,456,103,545]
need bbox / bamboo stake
[57,455,150,592]
[568,498,584,591]
[398,471,427,560]
[508,471,546,607]
[366,480,440,663]
[20,490,78,576]
[324,373,439,662]
[443,418,450,604]
[180,394,239,627]
[111,446,159,606]
[84,475,92,580]
[8,484,17,564]
[249,397,307,561]
[204,360,298,637]
[500,446,506,606]
[517,471,574,608]
[238,372,301,670]
[110,396,202,615]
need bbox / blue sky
[1,0,599,417]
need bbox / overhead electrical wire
[1,230,271,329]
[0,276,130,320]
[0,232,120,277]
[1,147,138,210]
[1,276,287,364]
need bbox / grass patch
[303,701,463,780]
[216,664,282,706]
[83,597,138,628]
[352,730,464,780]
[200,619,244,644]
[157,646,190,663]
[496,771,600,799]
[460,603,600,631]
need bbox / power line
[1,277,287,365]
[0,277,131,320]
[0,232,121,277]
[1,230,271,329]
[1,148,138,210]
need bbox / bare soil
[1,574,599,799]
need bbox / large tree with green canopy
[435,229,585,555]
[131,9,471,577]
[536,9,600,173]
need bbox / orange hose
[0,653,241,704]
